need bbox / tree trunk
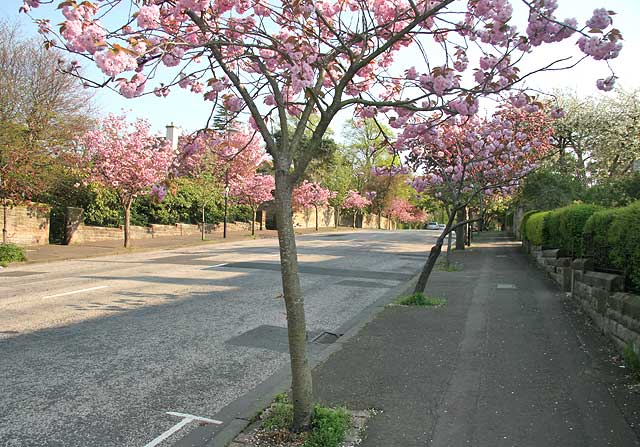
[352,212,356,228]
[202,205,206,241]
[252,208,256,236]
[314,205,318,231]
[2,201,7,244]
[414,212,456,293]
[273,170,312,431]
[377,211,381,229]
[123,199,132,248]
[455,207,466,250]
[335,207,339,228]
[467,208,473,246]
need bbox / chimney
[165,123,179,151]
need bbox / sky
[2,0,639,139]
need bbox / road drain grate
[311,332,341,344]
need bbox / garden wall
[67,221,255,244]
[526,244,640,357]
[3,205,50,246]
[293,206,336,229]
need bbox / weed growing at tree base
[396,292,447,307]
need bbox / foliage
[524,211,551,246]
[520,209,539,238]
[262,395,293,431]
[518,168,586,211]
[623,344,640,373]
[396,293,446,307]
[583,207,621,270]
[547,204,602,257]
[607,201,640,291]
[0,243,27,267]
[583,173,640,207]
[293,181,334,210]
[304,406,351,447]
[552,90,640,183]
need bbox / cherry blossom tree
[25,0,624,428]
[386,198,417,226]
[293,181,334,231]
[342,190,371,228]
[403,104,555,292]
[231,174,275,235]
[82,114,174,248]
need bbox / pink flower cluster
[342,190,371,211]
[293,181,334,210]
[231,174,275,208]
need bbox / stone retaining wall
[525,242,640,357]
[3,205,50,246]
[68,221,255,244]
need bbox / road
[0,230,434,447]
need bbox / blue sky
[2,0,639,138]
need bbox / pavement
[310,232,640,447]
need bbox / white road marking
[43,286,109,299]
[143,412,222,447]
[166,412,222,424]
[497,283,517,289]
[210,263,228,268]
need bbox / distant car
[438,223,446,230]
[426,222,439,230]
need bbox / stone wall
[526,243,640,357]
[293,206,336,229]
[3,205,50,246]
[67,221,257,244]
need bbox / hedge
[520,209,538,239]
[0,243,27,267]
[524,211,549,246]
[607,201,640,291]
[583,207,621,271]
[554,204,602,257]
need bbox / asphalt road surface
[0,230,435,447]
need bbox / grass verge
[396,292,446,307]
[0,243,27,267]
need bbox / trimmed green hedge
[524,211,549,246]
[528,201,640,293]
[520,209,538,239]
[607,202,640,291]
[583,208,621,271]
[554,204,602,257]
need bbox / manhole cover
[0,271,45,277]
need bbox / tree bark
[414,212,457,293]
[123,198,132,248]
[352,212,356,228]
[314,205,318,231]
[273,169,312,431]
[455,207,466,250]
[202,205,206,241]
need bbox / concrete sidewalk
[13,227,354,265]
[310,232,640,446]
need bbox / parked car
[438,223,446,230]
[426,222,439,230]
